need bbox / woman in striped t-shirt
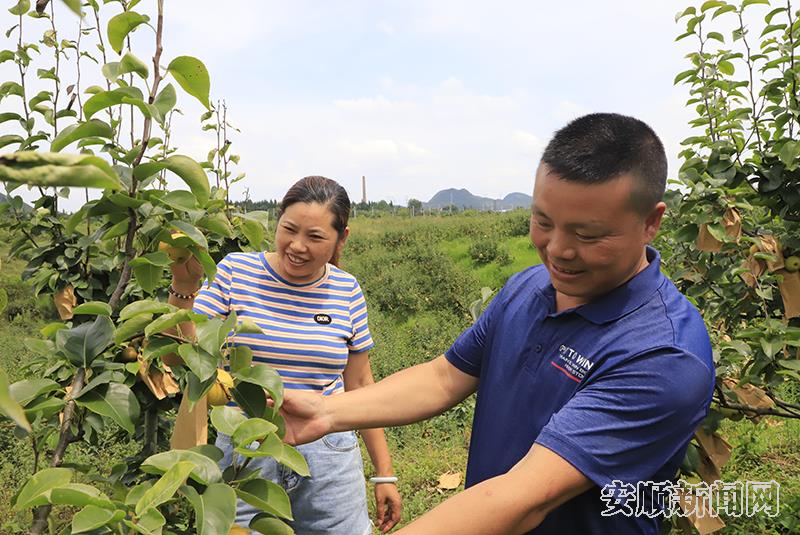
[170,176,401,534]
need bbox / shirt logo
[550,344,593,383]
[314,314,332,325]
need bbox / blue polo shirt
[445,247,714,534]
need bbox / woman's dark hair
[278,175,350,266]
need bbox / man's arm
[396,444,594,535]
[281,355,478,444]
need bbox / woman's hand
[170,255,204,293]
[374,483,402,532]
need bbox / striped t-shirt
[193,252,374,395]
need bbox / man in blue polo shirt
[281,113,715,534]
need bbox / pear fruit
[120,345,139,362]
[207,368,234,406]
[785,255,800,273]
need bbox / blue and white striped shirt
[193,252,374,395]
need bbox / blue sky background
[1,1,763,209]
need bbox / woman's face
[273,201,347,284]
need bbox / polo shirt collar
[546,246,664,325]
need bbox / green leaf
[13,467,72,510]
[0,81,24,99]
[239,218,266,249]
[144,309,197,338]
[8,0,30,16]
[142,450,222,486]
[170,220,209,249]
[250,516,295,535]
[229,345,253,373]
[236,431,283,459]
[83,86,143,119]
[191,246,217,283]
[231,418,279,448]
[742,0,770,6]
[122,96,161,120]
[178,344,219,383]
[119,51,148,78]
[72,301,112,316]
[231,381,267,419]
[779,140,797,166]
[120,299,176,321]
[101,61,120,80]
[711,4,736,19]
[0,135,23,150]
[0,112,22,123]
[195,317,227,356]
[60,0,82,16]
[189,444,225,463]
[9,379,60,407]
[237,479,293,520]
[130,251,173,268]
[0,151,122,190]
[107,11,150,54]
[132,506,166,533]
[158,190,198,212]
[135,461,196,516]
[718,60,735,75]
[197,212,234,237]
[114,314,153,345]
[153,83,176,121]
[51,119,114,152]
[72,505,124,533]
[209,405,248,437]
[778,359,800,371]
[133,263,164,294]
[707,31,725,43]
[0,369,31,432]
[49,483,114,509]
[183,483,236,535]
[135,155,210,205]
[167,55,211,109]
[234,365,283,410]
[274,443,310,477]
[237,319,264,335]
[700,1,726,12]
[75,383,140,434]
[56,315,115,367]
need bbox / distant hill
[424,188,531,211]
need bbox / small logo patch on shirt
[550,344,594,383]
[314,313,332,325]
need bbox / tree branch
[29,368,86,535]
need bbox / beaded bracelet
[168,285,200,300]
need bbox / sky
[0,0,760,209]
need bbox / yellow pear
[207,369,234,406]
[228,526,250,535]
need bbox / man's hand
[280,390,334,445]
[375,483,402,532]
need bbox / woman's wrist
[170,280,202,296]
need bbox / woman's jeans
[216,431,372,535]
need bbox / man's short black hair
[540,113,667,214]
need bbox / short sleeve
[192,255,233,319]
[348,279,374,353]
[535,348,714,487]
[444,281,507,377]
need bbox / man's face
[529,164,665,310]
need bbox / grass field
[0,210,798,533]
